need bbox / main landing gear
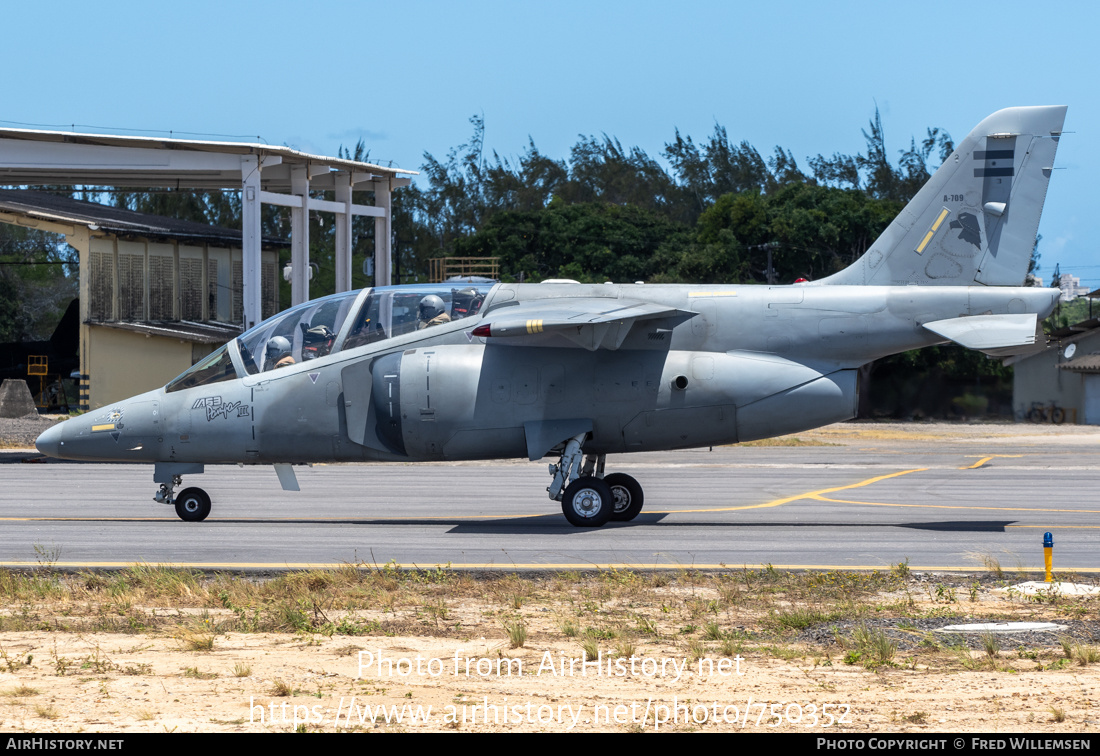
[547,434,644,527]
[155,475,211,522]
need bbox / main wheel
[604,473,644,521]
[174,487,211,522]
[561,476,614,527]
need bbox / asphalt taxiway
[2,425,1098,572]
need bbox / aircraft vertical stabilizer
[818,106,1067,287]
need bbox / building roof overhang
[0,127,415,190]
[87,320,242,345]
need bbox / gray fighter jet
[35,106,1067,526]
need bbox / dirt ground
[0,574,1097,734]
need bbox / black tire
[1028,408,1044,423]
[174,487,211,522]
[561,476,614,527]
[1051,407,1066,425]
[605,472,644,521]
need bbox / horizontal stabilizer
[922,313,1037,350]
[476,298,691,350]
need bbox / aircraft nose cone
[35,422,64,458]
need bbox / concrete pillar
[374,178,392,286]
[335,172,353,292]
[67,227,93,411]
[290,164,310,306]
[241,155,263,330]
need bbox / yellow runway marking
[648,468,927,514]
[811,495,1100,514]
[1007,524,1100,529]
[959,454,1023,470]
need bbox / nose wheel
[174,487,212,522]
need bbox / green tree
[454,201,690,283]
[0,224,77,341]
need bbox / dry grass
[0,563,1094,682]
[808,427,953,441]
[736,436,839,447]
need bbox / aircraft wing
[473,298,693,350]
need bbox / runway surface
[2,426,1098,572]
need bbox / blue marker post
[1044,532,1053,583]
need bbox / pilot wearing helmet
[450,287,485,320]
[417,294,451,330]
[301,324,336,360]
[264,335,296,370]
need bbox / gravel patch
[800,617,1100,651]
[0,413,66,450]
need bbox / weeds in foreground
[981,632,1000,663]
[181,666,217,680]
[32,543,62,570]
[176,629,214,652]
[504,619,527,649]
[1,685,39,697]
[616,638,636,658]
[1059,637,1100,666]
[970,551,1004,578]
[846,625,897,667]
[684,639,707,663]
[0,643,31,673]
[35,704,59,720]
[765,607,841,632]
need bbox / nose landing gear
[154,472,211,522]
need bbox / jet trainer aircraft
[35,106,1067,526]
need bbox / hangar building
[0,189,283,409]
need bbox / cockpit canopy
[165,283,490,392]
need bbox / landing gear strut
[547,436,644,527]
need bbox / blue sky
[3,0,1097,284]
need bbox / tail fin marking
[819,106,1067,287]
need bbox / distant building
[1008,312,1100,424]
[1058,273,1088,302]
[0,190,285,410]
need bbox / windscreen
[236,290,360,374]
[164,346,237,393]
